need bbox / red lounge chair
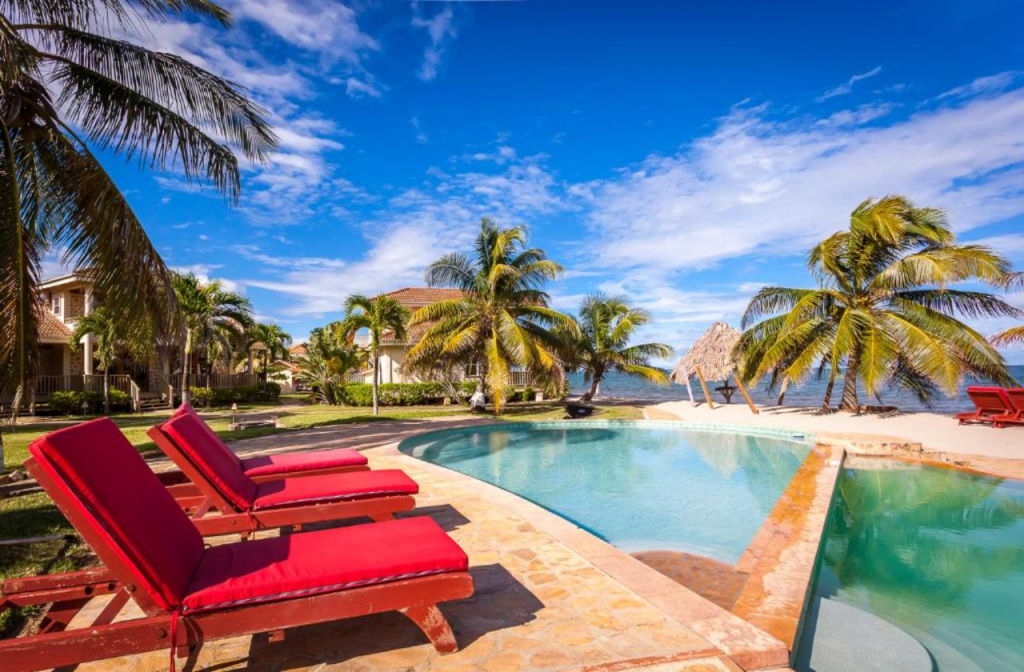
[148,411,417,537]
[0,418,472,672]
[157,405,369,500]
[992,388,1024,429]
[956,386,1016,426]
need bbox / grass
[0,397,645,634]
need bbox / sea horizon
[569,365,1024,414]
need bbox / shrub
[198,383,281,407]
[189,387,214,408]
[334,381,479,407]
[48,389,130,415]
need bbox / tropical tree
[294,326,367,405]
[67,307,145,414]
[558,294,673,401]
[0,0,275,416]
[739,196,1019,411]
[172,273,252,405]
[406,218,576,413]
[248,322,292,383]
[992,273,1024,349]
[338,295,410,415]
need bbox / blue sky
[79,0,1024,362]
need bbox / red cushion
[29,419,204,611]
[241,448,368,477]
[183,517,468,612]
[162,411,258,511]
[252,470,418,510]
[173,404,244,468]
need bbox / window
[51,294,61,316]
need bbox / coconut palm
[249,322,292,383]
[172,273,252,405]
[338,295,410,415]
[67,307,145,414]
[558,294,673,401]
[294,326,367,405]
[0,0,275,416]
[740,196,1019,411]
[407,218,575,413]
[992,273,1024,349]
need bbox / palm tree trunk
[581,373,602,402]
[103,368,110,415]
[371,348,379,416]
[840,351,860,412]
[821,377,835,410]
[776,376,789,406]
[182,330,192,406]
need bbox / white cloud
[240,147,566,315]
[345,77,383,99]
[938,71,1020,100]
[411,116,429,144]
[577,85,1024,274]
[172,264,242,293]
[816,66,883,102]
[412,5,457,81]
[223,0,378,67]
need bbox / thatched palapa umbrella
[670,322,758,414]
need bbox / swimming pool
[400,422,809,563]
[801,462,1024,671]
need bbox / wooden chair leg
[369,512,394,523]
[400,604,459,654]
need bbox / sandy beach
[654,401,1024,476]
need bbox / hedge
[335,382,478,407]
[188,382,281,408]
[49,389,131,415]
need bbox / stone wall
[65,290,85,320]
[69,347,85,375]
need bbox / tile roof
[379,287,466,307]
[39,311,72,341]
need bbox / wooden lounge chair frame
[146,424,415,537]
[992,388,1024,428]
[0,456,472,672]
[956,386,1016,426]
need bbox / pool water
[401,422,808,563]
[804,463,1024,671]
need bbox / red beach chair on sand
[0,419,472,672]
[992,388,1024,429]
[156,404,369,501]
[956,386,1017,426]
[147,411,418,537]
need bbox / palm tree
[558,294,673,401]
[172,273,252,405]
[67,307,141,414]
[0,0,275,416]
[294,326,367,405]
[338,295,410,415]
[249,322,292,383]
[993,273,1024,349]
[739,196,1020,411]
[406,218,576,413]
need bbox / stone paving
[70,416,755,671]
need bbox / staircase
[136,392,170,413]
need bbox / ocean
[567,365,1024,414]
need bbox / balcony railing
[34,374,132,396]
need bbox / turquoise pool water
[400,422,808,563]
[804,463,1024,671]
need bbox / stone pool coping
[392,421,853,670]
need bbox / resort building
[354,287,468,384]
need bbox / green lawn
[0,399,644,634]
